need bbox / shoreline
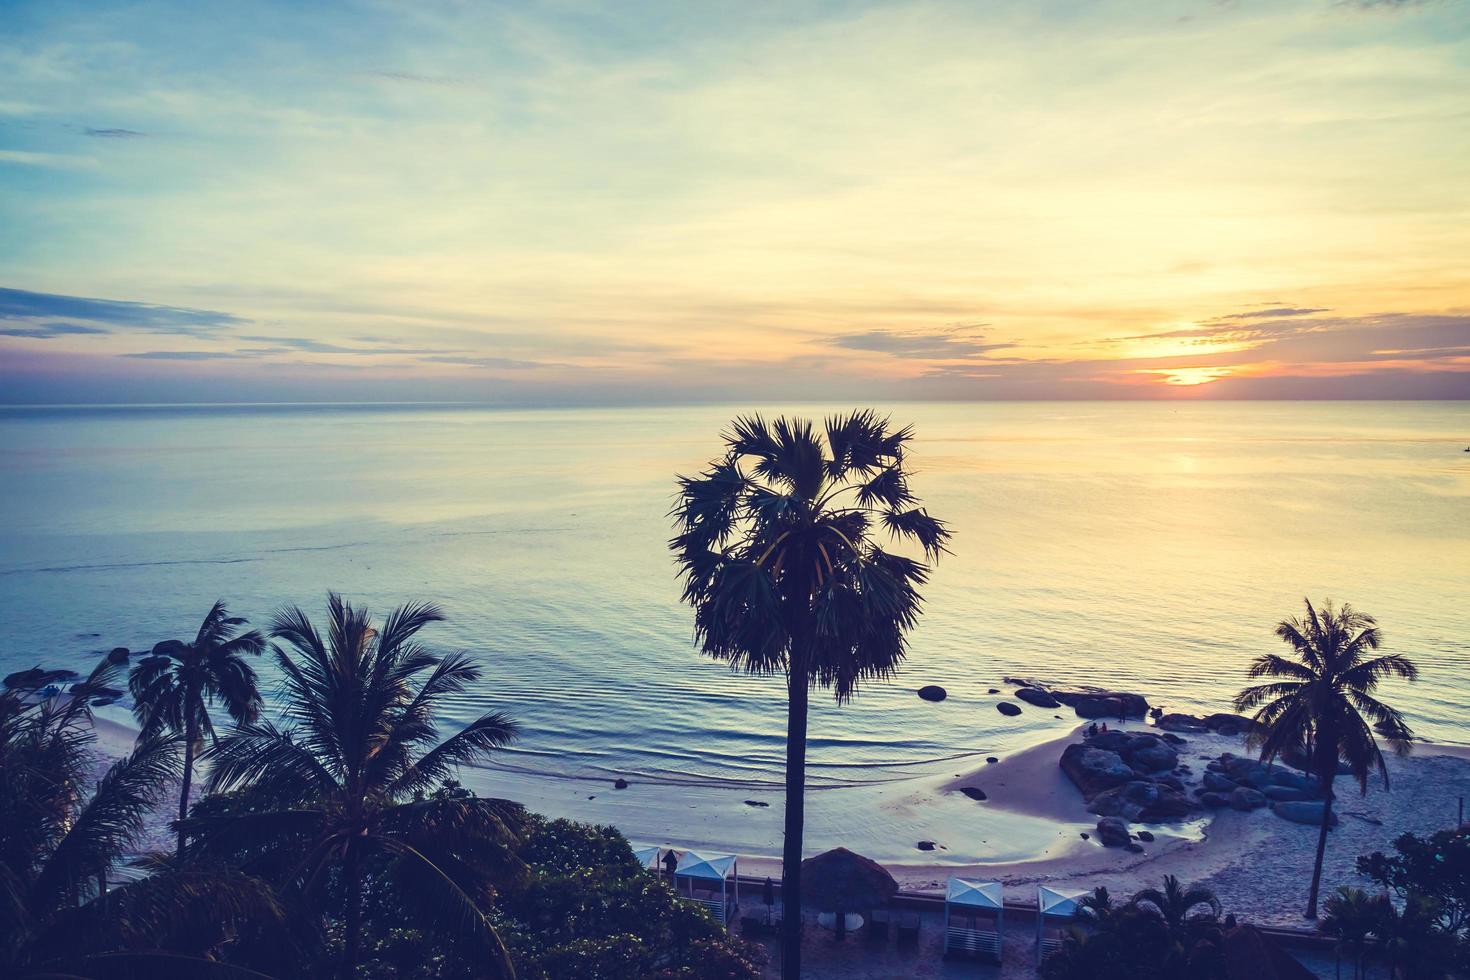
[87,713,1470,927]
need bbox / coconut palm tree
[129,600,266,856]
[195,594,526,980]
[1320,886,1378,980]
[1233,599,1418,919]
[0,654,289,977]
[671,412,950,978]
[1129,875,1221,937]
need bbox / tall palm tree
[196,594,526,980]
[671,412,950,978]
[129,600,266,856]
[1233,598,1417,918]
[1,654,288,977]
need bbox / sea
[2,401,1467,798]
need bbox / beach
[91,710,1470,931]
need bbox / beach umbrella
[800,848,898,938]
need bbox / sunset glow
[2,0,1468,404]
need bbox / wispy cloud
[828,328,1016,360]
[237,335,453,356]
[122,350,245,360]
[418,354,560,370]
[0,287,246,334]
[83,127,147,139]
[1222,307,1329,320]
[0,321,108,339]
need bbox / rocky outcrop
[917,685,947,703]
[996,702,1022,717]
[1015,687,1061,708]
[1060,744,1136,797]
[1001,679,1149,718]
[1060,731,1200,823]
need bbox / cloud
[83,127,147,139]
[827,328,1016,360]
[1221,307,1329,320]
[122,350,245,360]
[0,321,108,339]
[237,335,454,355]
[418,354,560,370]
[0,287,246,334]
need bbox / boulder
[1201,713,1257,736]
[985,757,998,764]
[1204,772,1238,793]
[1125,842,1145,853]
[1057,689,1149,718]
[987,688,1000,694]
[1200,792,1231,808]
[1262,786,1310,803]
[1095,817,1132,848]
[1130,743,1179,772]
[1060,744,1136,798]
[1136,830,1155,842]
[996,702,1022,717]
[916,840,938,851]
[958,786,987,801]
[613,778,629,790]
[1073,695,1126,719]
[917,685,947,703]
[1157,713,1209,733]
[1138,789,1199,821]
[1015,687,1061,708]
[1089,731,1133,752]
[1229,787,1268,811]
[3,667,78,690]
[1087,789,1129,818]
[1273,801,1339,826]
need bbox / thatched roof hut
[799,847,899,912]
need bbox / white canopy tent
[631,845,663,871]
[944,877,1003,961]
[674,850,739,925]
[1036,886,1088,957]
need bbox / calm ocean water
[1,401,1466,790]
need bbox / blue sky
[2,0,1468,403]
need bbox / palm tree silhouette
[1129,874,1221,936]
[1234,598,1417,918]
[1,652,295,976]
[671,412,950,978]
[128,600,266,856]
[197,594,524,980]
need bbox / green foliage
[1355,827,1470,976]
[497,817,763,980]
[1041,880,1227,980]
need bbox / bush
[498,817,763,980]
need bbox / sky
[1,0,1468,404]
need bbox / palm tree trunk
[177,713,196,857]
[780,659,810,980]
[1306,782,1335,919]
[342,839,363,980]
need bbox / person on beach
[663,849,679,879]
